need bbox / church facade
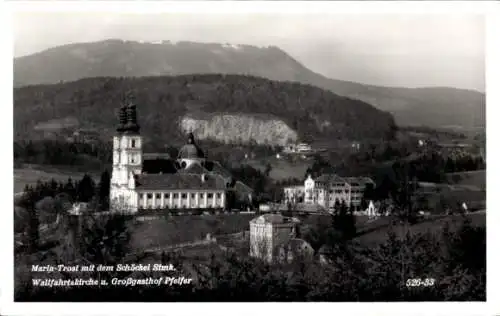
[110,97,252,213]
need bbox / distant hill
[14,39,485,129]
[13,75,396,146]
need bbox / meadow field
[13,164,101,193]
[445,170,486,190]
[246,156,310,181]
[129,213,256,251]
[355,212,485,246]
[127,213,432,252]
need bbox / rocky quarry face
[180,113,298,146]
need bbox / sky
[13,12,485,91]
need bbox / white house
[283,174,374,211]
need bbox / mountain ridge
[13,39,485,129]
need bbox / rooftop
[314,174,374,187]
[315,174,345,184]
[250,214,300,225]
[234,180,253,194]
[141,159,178,174]
[284,185,305,189]
[344,177,375,186]
[177,163,207,175]
[135,173,226,191]
[143,153,171,160]
[177,160,233,180]
[205,161,233,179]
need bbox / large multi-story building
[109,96,252,213]
[283,174,374,211]
[249,214,302,262]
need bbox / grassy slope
[246,156,310,181]
[127,213,392,251]
[355,213,485,246]
[128,212,486,257]
[445,170,486,189]
[14,165,101,193]
[129,214,256,251]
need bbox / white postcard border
[1,1,498,315]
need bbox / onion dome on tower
[177,132,206,169]
[178,133,205,159]
[122,92,140,134]
[116,104,128,133]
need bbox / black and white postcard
[1,1,499,315]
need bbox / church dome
[178,133,205,159]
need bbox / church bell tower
[110,92,142,212]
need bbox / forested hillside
[14,39,485,129]
[14,74,396,145]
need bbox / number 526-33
[406,278,435,287]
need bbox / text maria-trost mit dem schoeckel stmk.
[31,263,177,272]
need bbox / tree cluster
[19,171,110,208]
[14,140,112,171]
[15,171,112,253]
[15,213,485,302]
[228,164,281,204]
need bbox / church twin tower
[110,95,143,211]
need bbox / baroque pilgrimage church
[110,96,253,213]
